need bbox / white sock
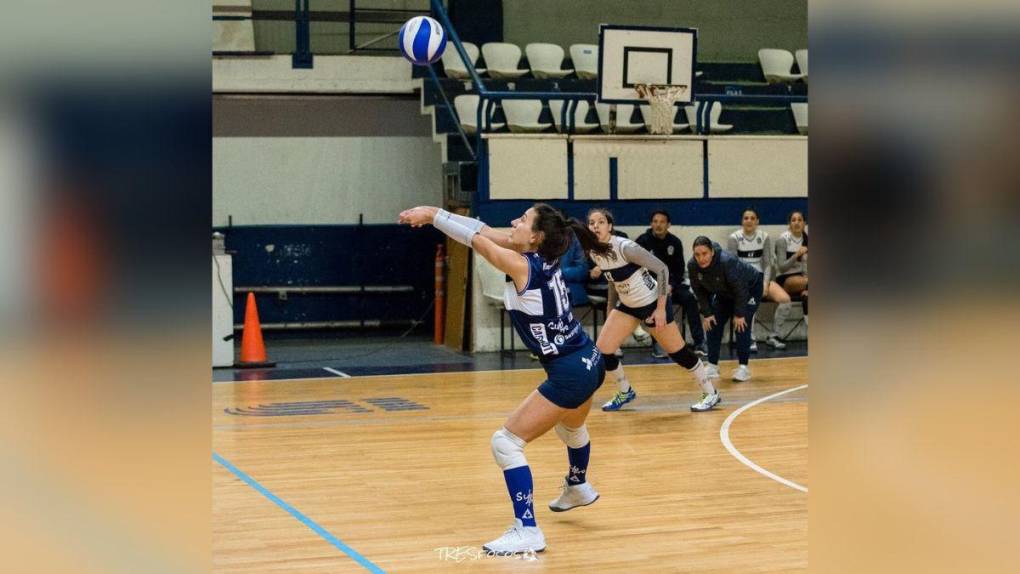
[774,303,792,333]
[610,366,630,392]
[690,360,716,395]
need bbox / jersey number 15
[548,271,571,316]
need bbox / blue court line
[213,452,385,573]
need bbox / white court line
[323,367,351,378]
[720,384,808,493]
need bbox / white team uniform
[589,236,659,308]
[729,229,772,283]
[776,230,807,276]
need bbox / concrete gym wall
[503,0,807,62]
[486,135,808,201]
[212,95,443,225]
[251,0,434,54]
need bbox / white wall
[488,136,568,199]
[488,134,808,200]
[213,55,415,94]
[213,95,443,225]
[709,137,807,198]
[213,136,442,225]
[573,137,704,200]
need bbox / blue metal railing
[428,0,600,197]
[424,65,476,159]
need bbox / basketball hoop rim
[635,83,689,94]
[634,83,688,89]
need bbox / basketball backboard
[598,24,697,104]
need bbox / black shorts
[616,295,675,326]
[775,273,806,288]
[537,344,606,409]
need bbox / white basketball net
[636,84,687,135]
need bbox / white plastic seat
[477,256,506,306]
[595,103,643,133]
[791,102,808,135]
[549,100,599,133]
[795,49,808,82]
[475,257,516,353]
[502,99,552,133]
[481,42,528,79]
[442,42,486,79]
[638,104,690,134]
[525,43,573,79]
[758,48,804,83]
[684,104,733,134]
[454,94,504,134]
[569,44,599,80]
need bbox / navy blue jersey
[504,252,592,359]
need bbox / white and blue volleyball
[398,16,447,66]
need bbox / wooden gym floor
[213,357,807,573]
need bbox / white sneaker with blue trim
[482,519,546,555]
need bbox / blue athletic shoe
[601,388,636,411]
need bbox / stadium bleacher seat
[795,49,808,82]
[502,99,552,133]
[442,42,486,79]
[639,104,690,134]
[684,104,733,134]
[791,102,808,135]
[596,103,643,134]
[454,94,505,134]
[476,256,516,354]
[569,44,599,79]
[525,43,573,79]
[549,100,599,133]
[481,43,529,79]
[758,49,804,83]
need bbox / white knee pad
[491,428,528,470]
[554,423,590,449]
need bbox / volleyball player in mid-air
[586,208,720,413]
[399,203,611,555]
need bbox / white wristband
[445,211,485,234]
[434,209,481,247]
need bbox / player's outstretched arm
[399,206,529,286]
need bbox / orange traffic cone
[235,292,275,368]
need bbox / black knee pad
[669,346,699,370]
[603,352,620,371]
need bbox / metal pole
[349,0,356,52]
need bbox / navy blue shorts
[775,272,805,288]
[537,344,606,409]
[616,295,675,326]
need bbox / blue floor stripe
[213,452,385,573]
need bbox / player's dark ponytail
[789,210,807,245]
[569,218,614,260]
[530,203,614,262]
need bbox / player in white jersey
[774,210,808,322]
[726,208,791,351]
[586,208,719,413]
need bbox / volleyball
[398,16,447,66]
